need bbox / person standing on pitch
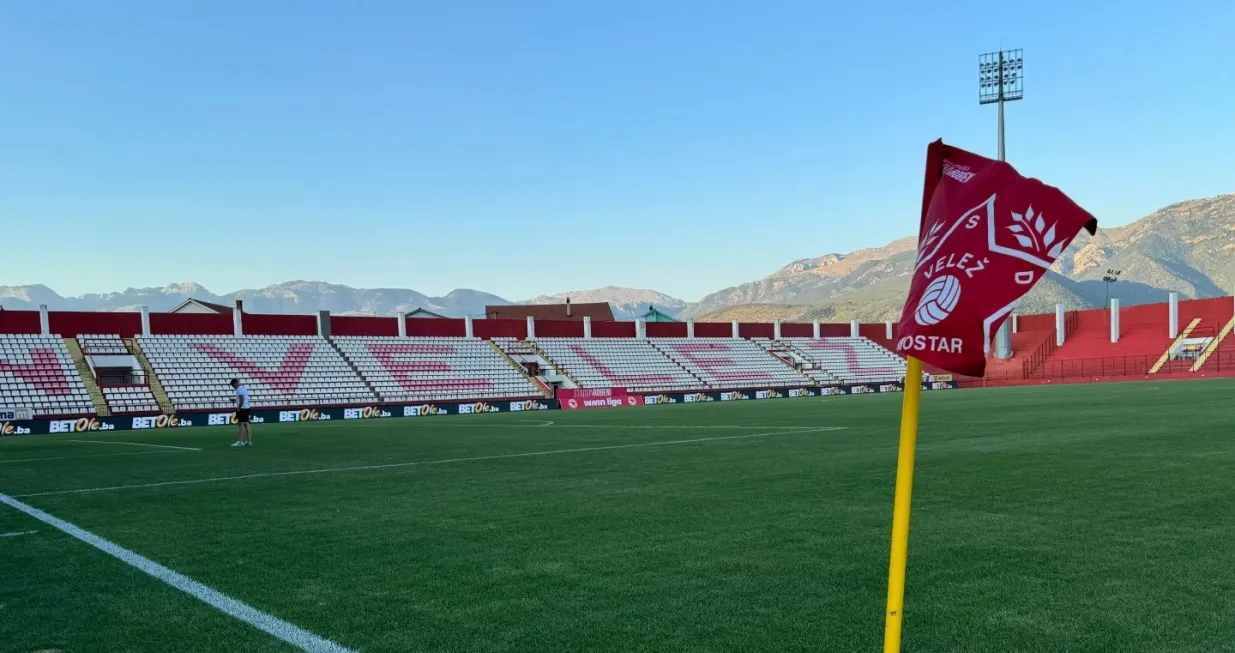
[229,378,253,447]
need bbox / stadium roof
[169,298,236,314]
[485,302,614,322]
[405,308,448,319]
[639,306,681,323]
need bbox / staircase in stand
[127,338,175,414]
[1148,318,1202,374]
[487,340,553,398]
[326,338,382,402]
[763,340,817,385]
[66,338,109,416]
[527,340,581,387]
[1190,316,1235,372]
[645,341,708,389]
[1022,312,1079,377]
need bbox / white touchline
[429,423,819,429]
[64,439,202,451]
[0,493,356,653]
[17,427,846,498]
[0,529,36,538]
[543,425,827,429]
[0,451,187,465]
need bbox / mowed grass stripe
[16,426,846,498]
[0,493,356,652]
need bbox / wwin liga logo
[914,274,961,326]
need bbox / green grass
[3,380,1235,652]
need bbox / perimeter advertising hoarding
[1,381,958,436]
[639,381,956,406]
[557,388,637,410]
[0,398,557,436]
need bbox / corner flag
[882,140,1097,652]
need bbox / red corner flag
[895,140,1098,377]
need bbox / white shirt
[236,386,251,409]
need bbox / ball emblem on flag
[914,274,962,326]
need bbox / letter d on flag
[882,140,1097,652]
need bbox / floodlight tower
[981,49,1024,360]
[1102,269,1122,307]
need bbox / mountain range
[688,192,1235,322]
[3,193,1232,323]
[0,282,682,321]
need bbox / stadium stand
[785,338,907,384]
[333,337,544,403]
[650,338,807,388]
[535,338,701,392]
[103,386,161,414]
[137,335,374,411]
[0,334,97,417]
[492,337,536,355]
[77,333,130,355]
[1,293,1225,420]
[1040,324,1169,377]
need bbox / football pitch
[4,380,1235,653]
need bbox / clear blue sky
[3,0,1232,302]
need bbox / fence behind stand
[956,350,1235,387]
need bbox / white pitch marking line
[0,529,36,538]
[65,439,202,451]
[432,423,818,429]
[548,425,826,429]
[18,426,847,498]
[0,451,185,464]
[0,493,356,653]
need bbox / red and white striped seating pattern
[650,339,805,388]
[0,335,96,417]
[137,335,374,411]
[535,338,700,392]
[785,338,907,384]
[333,337,542,403]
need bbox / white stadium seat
[103,385,161,414]
[650,338,806,389]
[535,338,701,392]
[783,337,907,384]
[333,337,543,403]
[137,335,375,411]
[0,334,96,417]
[77,333,130,355]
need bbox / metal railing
[1020,312,1079,377]
[965,348,1235,384]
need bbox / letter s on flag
[896,139,1098,377]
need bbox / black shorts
[236,409,251,423]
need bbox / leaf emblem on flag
[1006,206,1065,259]
[915,221,945,266]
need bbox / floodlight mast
[1103,269,1122,307]
[981,49,1023,360]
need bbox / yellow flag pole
[883,355,923,653]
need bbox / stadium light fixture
[978,49,1023,162]
[1102,269,1122,306]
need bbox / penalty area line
[0,450,190,465]
[65,439,202,451]
[0,493,355,653]
[18,426,847,498]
